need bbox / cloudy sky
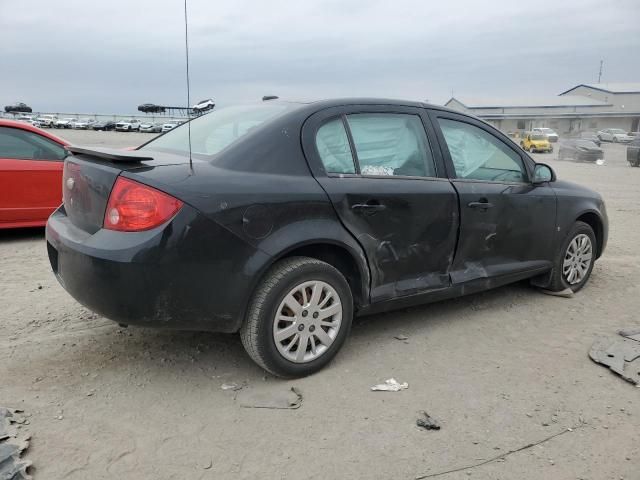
[1,0,639,113]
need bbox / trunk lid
[62,147,189,234]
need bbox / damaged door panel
[429,111,557,284]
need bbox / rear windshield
[143,104,292,157]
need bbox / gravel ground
[1,131,639,480]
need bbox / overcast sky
[1,0,639,113]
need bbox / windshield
[610,129,626,134]
[143,103,292,157]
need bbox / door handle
[351,202,386,214]
[467,201,494,210]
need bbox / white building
[444,82,640,135]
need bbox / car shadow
[0,227,45,242]
[19,280,536,383]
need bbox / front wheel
[548,221,597,293]
[240,257,353,377]
[613,137,618,143]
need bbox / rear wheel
[548,221,596,293]
[240,257,353,377]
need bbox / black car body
[627,136,640,167]
[138,103,166,114]
[558,139,604,162]
[92,120,116,131]
[46,99,608,376]
[578,132,601,147]
[4,102,32,113]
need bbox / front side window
[346,113,436,177]
[315,118,355,174]
[438,118,527,183]
[0,127,66,160]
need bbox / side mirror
[533,163,556,184]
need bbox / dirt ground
[1,130,639,480]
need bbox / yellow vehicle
[521,133,553,153]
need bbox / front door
[429,111,557,284]
[303,106,459,302]
[0,126,65,226]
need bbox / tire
[613,137,618,143]
[547,221,597,293]
[240,257,353,378]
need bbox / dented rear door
[302,105,459,303]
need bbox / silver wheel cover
[563,233,593,285]
[273,280,342,363]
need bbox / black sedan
[627,136,640,167]
[558,139,604,163]
[4,102,32,113]
[46,99,608,377]
[91,120,116,131]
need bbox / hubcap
[273,280,342,363]
[562,234,593,285]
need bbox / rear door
[0,126,66,226]
[302,105,459,302]
[428,110,557,283]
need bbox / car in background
[115,119,141,132]
[4,102,32,114]
[37,115,58,128]
[0,119,69,228]
[532,127,559,142]
[192,99,215,113]
[520,132,553,153]
[161,121,180,132]
[46,99,608,377]
[578,131,601,147]
[597,128,633,143]
[627,136,640,167]
[92,120,116,131]
[139,122,162,133]
[138,103,166,114]
[558,139,604,163]
[17,114,34,122]
[55,118,76,129]
[72,118,95,130]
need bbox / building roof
[446,95,609,109]
[560,83,640,95]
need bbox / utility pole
[598,60,603,83]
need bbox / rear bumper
[46,205,268,332]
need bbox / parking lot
[1,132,638,479]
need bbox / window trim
[428,110,534,184]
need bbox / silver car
[597,128,634,143]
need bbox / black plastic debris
[589,328,640,385]
[0,408,32,480]
[417,411,441,431]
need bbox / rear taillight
[103,177,183,232]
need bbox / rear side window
[316,119,355,174]
[437,118,527,183]
[0,126,66,160]
[346,114,436,177]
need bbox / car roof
[0,119,69,145]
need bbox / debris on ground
[394,334,409,341]
[539,288,574,298]
[0,407,32,480]
[416,411,441,431]
[589,328,640,385]
[221,383,243,391]
[371,378,409,392]
[237,387,302,409]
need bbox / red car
[0,119,69,228]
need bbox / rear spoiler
[66,146,154,162]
